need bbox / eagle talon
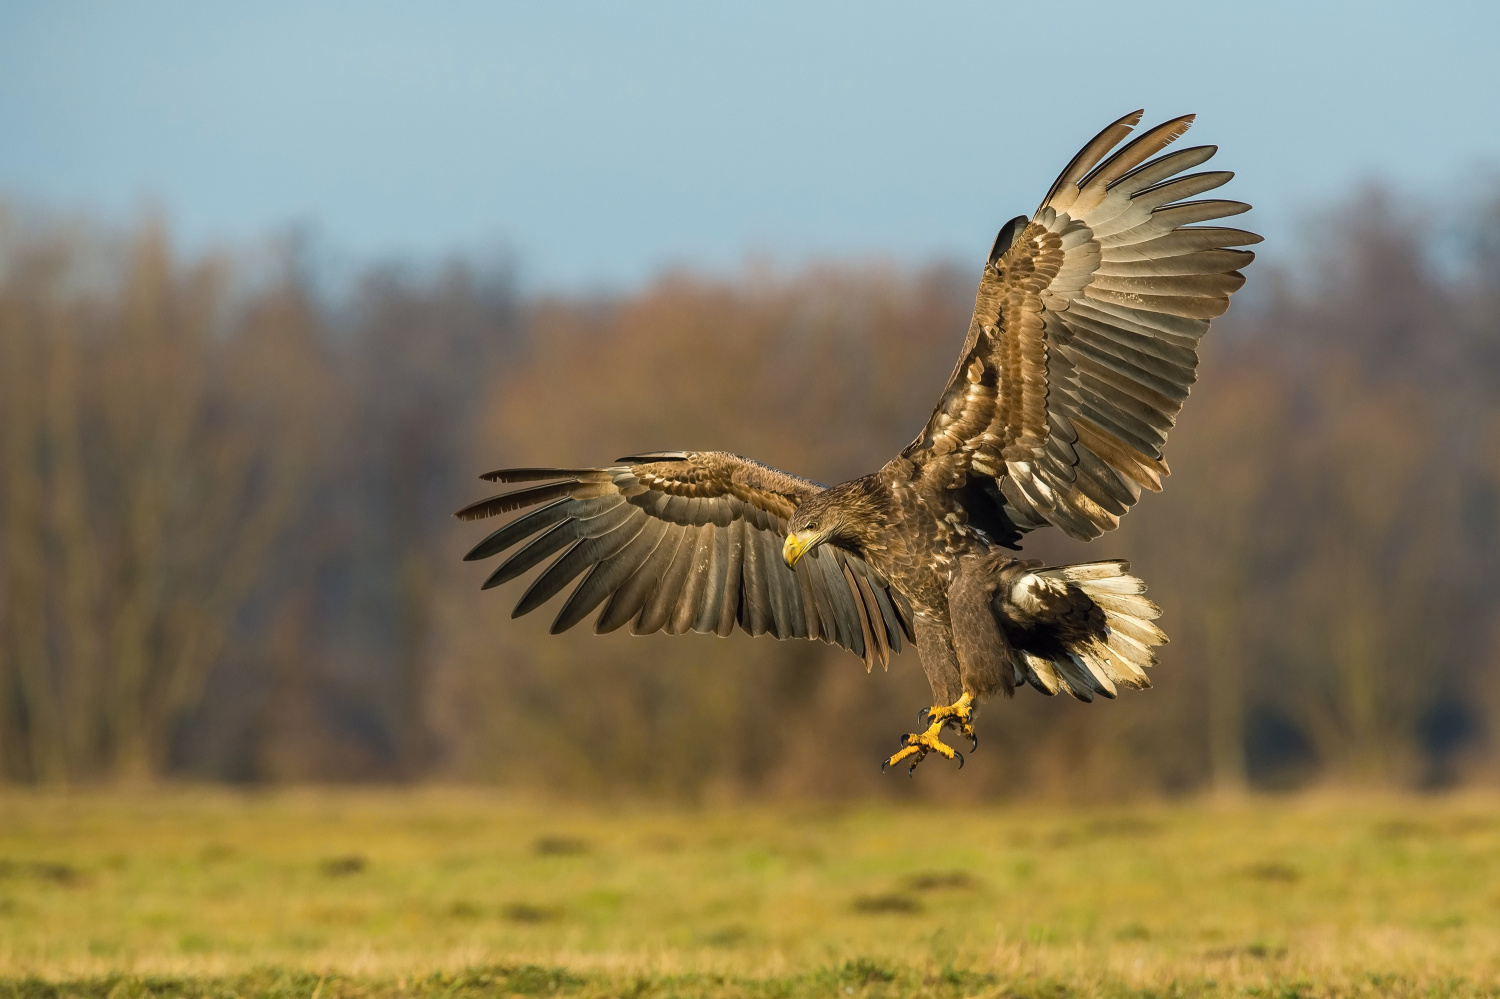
[924,692,975,726]
[923,693,977,752]
[883,717,965,774]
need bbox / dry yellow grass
[1,788,1498,996]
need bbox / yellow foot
[882,693,975,776]
[883,723,963,775]
[921,692,976,752]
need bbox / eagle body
[785,452,1148,713]
[458,110,1258,772]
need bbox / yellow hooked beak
[783,530,817,567]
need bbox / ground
[1,789,1498,998]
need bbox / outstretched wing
[456,450,911,670]
[908,110,1259,540]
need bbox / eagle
[457,110,1257,773]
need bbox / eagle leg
[883,693,974,775]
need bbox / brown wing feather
[457,450,909,667]
[907,112,1259,541]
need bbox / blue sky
[2,1,1496,291]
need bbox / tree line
[1,186,1497,797]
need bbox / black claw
[881,758,889,773]
[908,763,918,777]
[969,732,978,752]
[918,707,931,724]
[953,749,965,770]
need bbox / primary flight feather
[457,110,1258,772]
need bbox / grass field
[1,790,1498,998]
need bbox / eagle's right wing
[456,450,910,670]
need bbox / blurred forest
[2,184,1500,798]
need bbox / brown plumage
[457,110,1258,772]
[456,453,908,669]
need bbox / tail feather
[1085,643,1135,689]
[1096,638,1150,685]
[1074,574,1148,595]
[1021,651,1063,695]
[1045,559,1131,582]
[1104,626,1159,668]
[1058,650,1117,701]
[1101,612,1168,650]
[1086,590,1160,620]
[1016,559,1166,702]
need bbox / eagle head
[782,519,828,567]
[782,481,877,567]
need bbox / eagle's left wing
[907,110,1259,540]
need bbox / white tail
[1019,560,1166,702]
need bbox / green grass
[2,790,1499,997]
